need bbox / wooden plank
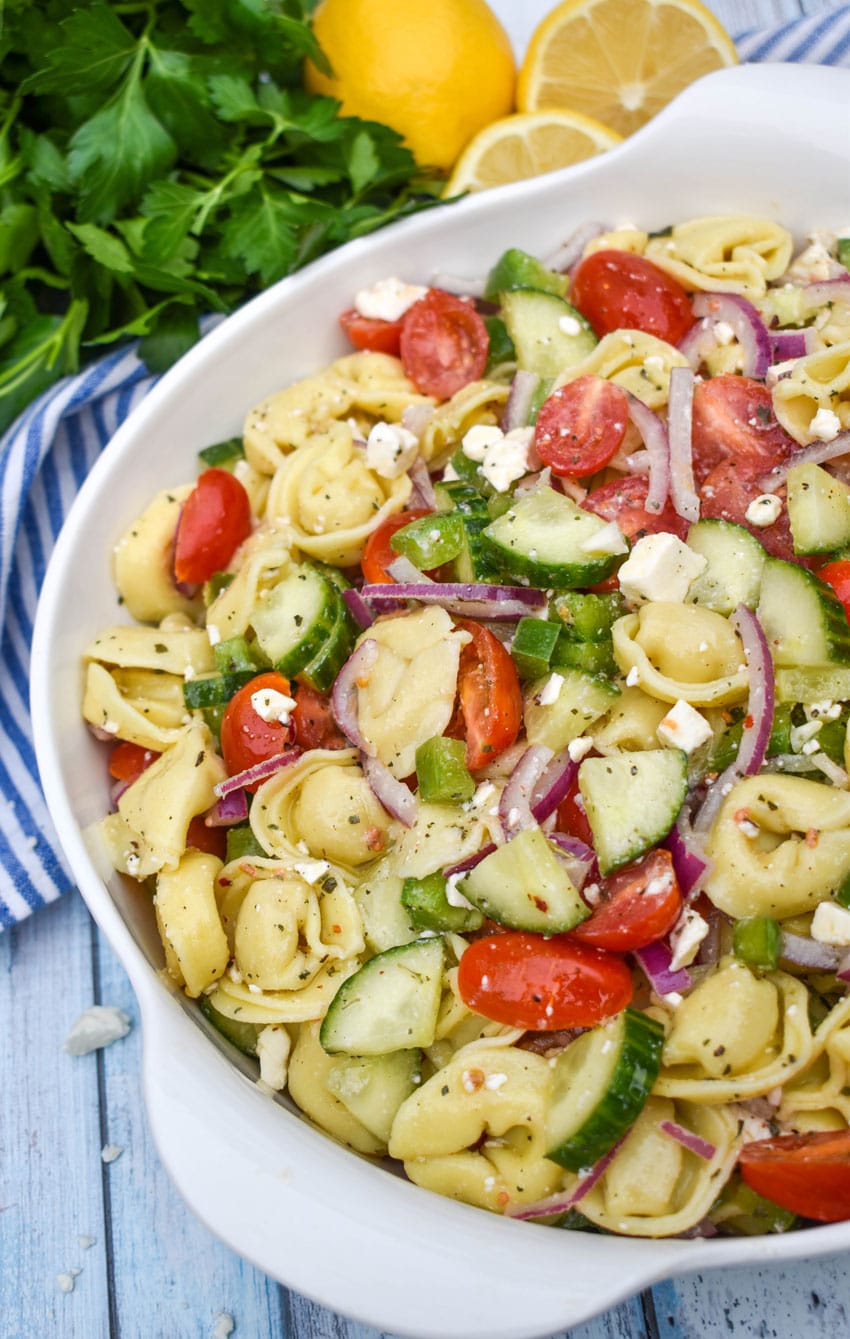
[652,1257,850,1338]
[0,895,110,1339]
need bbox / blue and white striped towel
[2,9,850,929]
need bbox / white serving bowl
[33,62,850,1339]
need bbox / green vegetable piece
[415,736,475,804]
[391,511,465,569]
[483,315,516,370]
[552,590,626,642]
[551,636,617,677]
[484,247,568,300]
[198,994,260,1057]
[203,572,234,606]
[713,1175,797,1236]
[528,376,553,425]
[401,872,483,934]
[733,917,781,972]
[198,437,245,469]
[225,826,265,862]
[183,670,255,709]
[813,710,850,764]
[213,636,262,674]
[511,617,562,679]
[838,238,850,271]
[445,449,487,491]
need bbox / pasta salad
[84,214,850,1238]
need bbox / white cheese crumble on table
[101,1143,124,1164]
[250,687,297,725]
[212,1313,236,1339]
[63,1005,131,1055]
[256,1025,291,1091]
[578,519,628,556]
[365,421,419,478]
[808,406,843,442]
[353,276,427,322]
[745,493,783,527]
[656,700,713,754]
[617,533,707,604]
[668,907,710,972]
[811,901,850,946]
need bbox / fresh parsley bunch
[0,0,441,435]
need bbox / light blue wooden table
[3,2,849,1336]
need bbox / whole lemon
[304,0,516,172]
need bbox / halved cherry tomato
[174,468,252,585]
[339,308,403,356]
[220,671,293,791]
[186,814,227,860]
[108,741,159,783]
[555,768,595,849]
[582,474,688,543]
[457,931,633,1030]
[698,459,800,562]
[360,509,431,584]
[570,848,682,952]
[818,559,850,621]
[534,376,629,478]
[739,1129,850,1222]
[570,250,695,344]
[292,683,348,751]
[449,620,523,772]
[691,374,797,485]
[400,289,489,399]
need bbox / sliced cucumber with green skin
[484,248,569,300]
[460,827,590,933]
[402,871,483,933]
[500,289,596,379]
[483,315,516,371]
[325,1049,422,1143]
[551,635,617,677]
[435,479,504,581]
[786,462,850,555]
[481,486,621,589]
[198,437,244,469]
[198,993,261,1056]
[686,518,766,615]
[391,510,465,569]
[250,564,340,675]
[183,669,256,709]
[757,558,850,667]
[297,600,357,693]
[579,749,688,875]
[524,668,619,751]
[319,938,445,1056]
[775,665,850,702]
[546,1009,665,1171]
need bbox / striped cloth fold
[2,9,850,929]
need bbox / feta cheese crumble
[808,406,843,443]
[63,1005,131,1055]
[460,424,533,492]
[250,687,297,725]
[668,907,710,971]
[101,1143,124,1164]
[293,857,331,884]
[578,520,629,557]
[745,493,783,527]
[810,901,850,946]
[256,1025,291,1091]
[353,276,427,322]
[538,672,564,706]
[656,700,713,754]
[365,421,419,478]
[617,533,707,604]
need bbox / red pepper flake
[806,828,820,848]
[331,924,342,934]
[733,808,750,825]
[462,1067,485,1092]
[744,714,754,729]
[532,896,549,913]
[496,1191,510,1207]
[365,827,386,852]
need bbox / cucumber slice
[551,637,617,677]
[482,486,621,589]
[198,437,244,469]
[183,669,256,709]
[579,749,688,875]
[401,871,483,933]
[460,827,590,933]
[524,668,619,751]
[319,938,445,1056]
[435,479,503,581]
[297,600,357,692]
[198,993,260,1057]
[500,289,596,379]
[775,666,850,703]
[484,248,569,300]
[546,1009,665,1171]
[353,867,418,953]
[552,590,626,642]
[786,462,850,555]
[250,564,340,675]
[686,518,767,614]
[325,1049,422,1143]
[757,558,850,667]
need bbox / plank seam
[641,1288,662,1339]
[92,920,121,1339]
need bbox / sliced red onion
[810,751,850,788]
[780,931,843,972]
[499,745,554,838]
[544,221,606,275]
[695,904,722,965]
[407,455,438,509]
[664,807,713,898]
[667,365,699,522]
[530,750,579,824]
[678,316,718,371]
[769,329,809,361]
[692,293,771,379]
[385,555,433,585]
[342,586,375,629]
[626,393,669,514]
[634,939,692,996]
[505,1136,624,1221]
[443,841,496,879]
[623,450,651,474]
[502,370,540,433]
[678,1218,719,1239]
[514,466,552,498]
[428,272,486,298]
[214,747,301,798]
[206,787,249,826]
[659,1120,716,1161]
[90,724,120,742]
[837,949,850,983]
[331,639,379,755]
[361,581,548,621]
[548,832,596,890]
[361,753,417,827]
[401,402,435,439]
[110,777,129,809]
[801,275,850,310]
[759,432,850,490]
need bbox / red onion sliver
[531,751,579,824]
[499,745,554,838]
[802,275,850,310]
[759,432,850,491]
[331,639,379,755]
[663,807,713,898]
[633,939,691,997]
[206,788,249,826]
[506,1137,625,1221]
[667,365,699,522]
[626,392,669,514]
[544,221,606,275]
[90,724,119,742]
[678,316,718,371]
[401,402,435,440]
[110,777,129,809]
[342,586,375,629]
[837,949,850,983]
[361,581,548,621]
[428,272,486,298]
[502,370,540,433]
[443,841,496,879]
[385,556,433,585]
[361,754,417,827]
[692,292,771,379]
[548,832,595,890]
[780,931,843,972]
[407,455,438,509]
[659,1120,716,1161]
[769,329,809,361]
[215,748,301,798]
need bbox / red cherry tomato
[174,468,252,585]
[534,376,630,478]
[360,509,431,584]
[698,459,802,563]
[457,931,634,1030]
[691,375,798,485]
[339,308,403,356]
[570,250,695,344]
[108,741,159,783]
[400,289,489,399]
[292,683,348,751]
[555,768,595,849]
[739,1129,850,1222]
[570,848,682,952]
[819,559,850,622]
[582,473,689,543]
[186,814,227,860]
[448,620,523,772]
[220,671,293,791]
